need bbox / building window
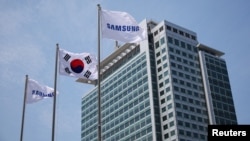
[176,103,181,108]
[173,86,179,91]
[156,52,161,57]
[170,130,175,136]
[177,112,182,118]
[169,112,173,118]
[200,134,206,139]
[179,129,185,135]
[160,90,164,96]
[162,48,166,53]
[185,33,190,38]
[169,46,174,52]
[157,59,161,64]
[184,113,189,119]
[183,105,188,110]
[166,87,170,92]
[193,132,199,138]
[164,133,169,139]
[158,74,163,80]
[174,39,179,46]
[167,95,171,101]
[162,115,167,121]
[164,70,169,76]
[186,131,191,137]
[161,98,166,104]
[181,41,185,48]
[180,88,185,93]
[176,57,182,62]
[181,96,187,102]
[154,30,158,36]
[173,28,178,33]
[165,79,169,84]
[163,124,168,130]
[158,67,162,72]
[166,25,171,31]
[170,121,175,127]
[162,107,166,112]
[191,35,196,40]
[176,49,180,55]
[168,103,172,109]
[180,80,184,85]
[171,62,176,68]
[155,41,160,49]
[185,122,190,128]
[159,26,164,32]
[179,30,184,35]
[187,44,192,51]
[192,123,197,129]
[168,36,173,44]
[175,94,180,100]
[160,37,165,45]
[163,63,168,68]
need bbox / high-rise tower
[80,19,237,141]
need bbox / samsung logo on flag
[32,90,54,97]
[107,23,140,32]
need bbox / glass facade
[100,53,152,141]
[81,51,160,141]
[204,54,237,124]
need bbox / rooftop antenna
[115,40,120,50]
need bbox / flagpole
[52,44,59,141]
[97,4,102,141]
[20,74,28,141]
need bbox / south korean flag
[58,48,98,80]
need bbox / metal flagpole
[97,4,102,141]
[52,44,59,141]
[20,74,28,141]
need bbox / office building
[80,19,237,141]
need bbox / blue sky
[0,0,249,141]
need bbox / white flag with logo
[59,48,98,80]
[101,9,147,43]
[26,79,56,104]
